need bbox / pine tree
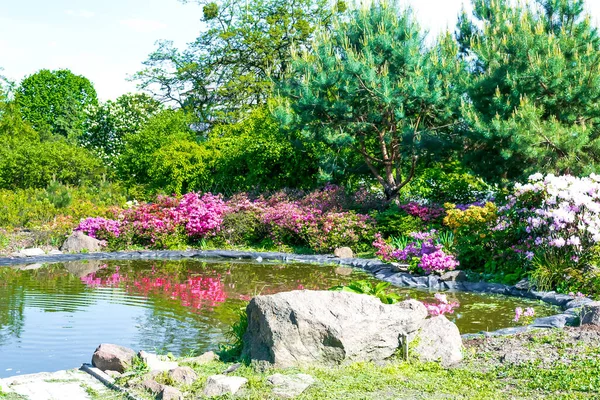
[276,1,463,200]
[458,0,600,181]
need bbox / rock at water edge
[242,290,428,368]
[92,343,136,373]
[61,231,103,253]
[203,375,248,397]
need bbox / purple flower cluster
[76,217,121,239]
[419,249,460,273]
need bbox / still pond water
[0,259,557,377]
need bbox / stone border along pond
[0,249,592,338]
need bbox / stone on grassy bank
[267,373,315,398]
[581,301,600,326]
[61,231,103,253]
[334,247,354,258]
[92,343,136,373]
[203,375,248,397]
[242,290,429,368]
[412,315,463,366]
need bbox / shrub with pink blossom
[399,202,445,222]
[76,217,121,241]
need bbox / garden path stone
[581,301,600,326]
[92,343,136,373]
[267,373,315,398]
[242,291,428,368]
[203,375,248,397]
[413,315,463,366]
[0,368,114,400]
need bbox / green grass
[120,330,600,399]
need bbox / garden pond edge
[0,249,590,338]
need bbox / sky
[2,0,600,101]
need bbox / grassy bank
[115,327,600,400]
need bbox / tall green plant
[276,1,464,200]
[458,0,600,182]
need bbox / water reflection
[0,260,558,377]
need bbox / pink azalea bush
[75,187,375,252]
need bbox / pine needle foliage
[275,0,464,200]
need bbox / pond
[0,259,557,377]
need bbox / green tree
[135,0,343,123]
[205,106,320,193]
[15,69,98,139]
[82,93,163,162]
[276,1,463,200]
[458,0,600,181]
[116,109,201,194]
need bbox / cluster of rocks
[91,343,315,399]
[89,290,463,398]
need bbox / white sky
[1,0,600,101]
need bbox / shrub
[373,206,426,238]
[497,173,600,293]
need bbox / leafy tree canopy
[458,0,600,182]
[134,0,344,124]
[15,69,98,140]
[82,93,163,163]
[276,0,464,200]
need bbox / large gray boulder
[412,316,463,366]
[92,343,136,373]
[61,231,103,253]
[242,290,428,368]
[581,301,600,326]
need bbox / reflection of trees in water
[0,263,96,346]
[0,283,25,346]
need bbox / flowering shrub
[373,229,459,275]
[422,293,459,316]
[76,217,121,240]
[399,202,445,222]
[496,174,600,292]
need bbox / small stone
[140,379,163,394]
[104,370,122,378]
[10,252,26,258]
[390,263,409,272]
[203,375,248,397]
[581,301,600,326]
[333,247,354,259]
[440,270,467,282]
[19,248,45,257]
[139,350,178,372]
[159,385,183,400]
[334,267,353,276]
[92,343,136,373]
[256,256,263,262]
[515,278,532,291]
[49,250,63,255]
[182,351,218,365]
[18,263,44,270]
[223,363,241,374]
[168,366,197,385]
[267,373,315,398]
